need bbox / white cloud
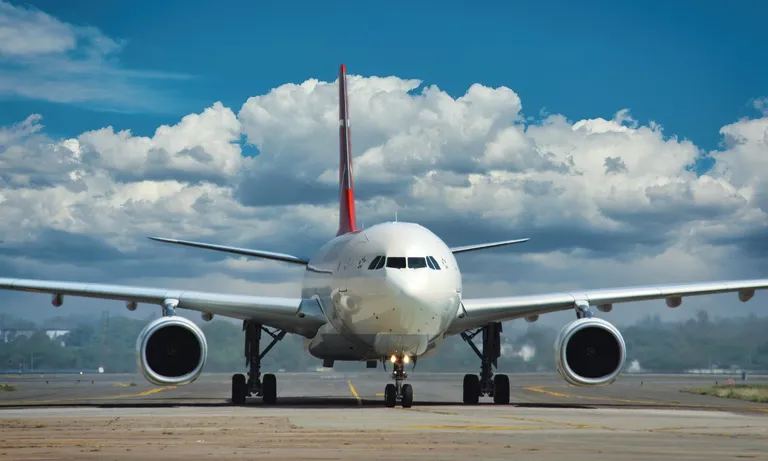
[1,69,768,326]
[0,1,188,111]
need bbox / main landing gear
[460,322,510,404]
[231,320,286,405]
[383,354,413,408]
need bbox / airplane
[2,64,768,408]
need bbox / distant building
[0,328,71,344]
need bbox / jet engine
[136,316,208,386]
[554,317,626,386]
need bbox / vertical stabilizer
[337,64,357,236]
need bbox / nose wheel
[383,355,413,408]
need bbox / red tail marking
[337,64,357,236]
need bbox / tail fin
[337,64,357,236]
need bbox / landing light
[403,355,410,364]
[390,355,397,363]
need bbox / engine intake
[554,317,625,386]
[136,316,208,386]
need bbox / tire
[493,374,510,404]
[262,373,277,404]
[401,384,413,408]
[463,374,480,404]
[384,383,397,408]
[231,373,247,405]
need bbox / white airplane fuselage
[300,221,463,361]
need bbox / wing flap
[449,278,768,333]
[0,277,322,337]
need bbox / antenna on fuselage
[395,212,398,222]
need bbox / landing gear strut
[460,322,510,404]
[383,355,413,408]
[231,320,286,405]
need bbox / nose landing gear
[383,354,413,408]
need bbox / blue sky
[3,0,767,157]
[2,0,768,325]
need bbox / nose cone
[368,268,458,357]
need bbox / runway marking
[524,385,768,414]
[135,387,173,397]
[524,386,571,398]
[407,424,561,431]
[375,392,384,397]
[347,380,361,405]
[0,385,177,406]
[500,415,611,430]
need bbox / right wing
[0,277,326,337]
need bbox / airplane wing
[450,238,530,254]
[0,277,326,337]
[447,278,768,334]
[148,237,310,265]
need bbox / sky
[1,0,768,328]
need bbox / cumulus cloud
[1,68,768,325]
[0,1,189,111]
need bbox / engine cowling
[554,317,626,386]
[136,316,208,386]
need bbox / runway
[1,372,767,460]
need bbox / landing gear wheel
[231,373,247,404]
[493,374,510,404]
[401,384,413,408]
[463,374,480,404]
[262,373,277,404]
[384,383,397,408]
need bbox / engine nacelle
[136,316,208,386]
[554,317,626,386]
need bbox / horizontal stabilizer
[450,238,530,254]
[148,237,309,265]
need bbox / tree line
[1,310,767,374]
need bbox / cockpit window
[427,256,441,270]
[385,257,407,269]
[407,257,427,269]
[368,256,382,270]
[426,257,435,269]
[375,256,386,269]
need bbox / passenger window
[368,256,381,270]
[428,256,441,270]
[407,257,427,269]
[386,257,406,269]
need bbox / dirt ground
[1,412,767,461]
[0,415,527,461]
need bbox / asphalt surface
[1,371,767,413]
[1,372,767,460]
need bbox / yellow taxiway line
[524,385,768,413]
[347,380,362,405]
[0,385,176,407]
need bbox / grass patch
[0,384,16,392]
[684,384,768,403]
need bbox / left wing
[448,278,768,334]
[148,237,310,265]
[0,277,325,337]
